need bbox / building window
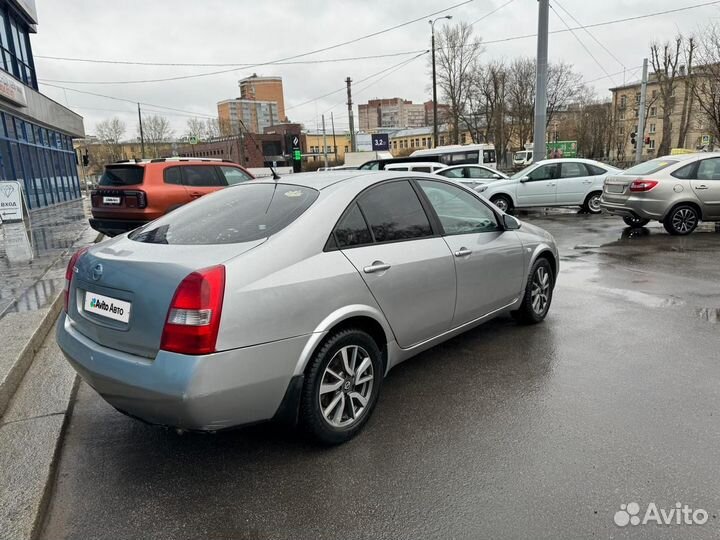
[410,139,415,148]
[392,141,397,150]
[649,123,656,134]
[651,89,657,98]
[633,109,639,118]
[649,106,657,117]
[620,95,627,107]
[344,145,348,152]
[0,7,36,89]
[635,93,641,104]
[619,110,625,120]
[649,139,656,150]
[619,126,625,136]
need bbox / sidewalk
[0,199,97,319]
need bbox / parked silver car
[435,164,508,190]
[57,171,559,444]
[601,153,720,235]
[478,158,621,214]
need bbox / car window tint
[418,180,499,235]
[413,166,431,173]
[219,166,252,185]
[99,166,144,186]
[467,167,494,179]
[129,184,318,245]
[527,164,557,181]
[671,162,697,179]
[560,162,587,178]
[587,164,607,175]
[358,181,432,242]
[182,165,225,187]
[622,159,678,175]
[163,166,182,185]
[438,168,464,178]
[334,203,372,248]
[695,158,720,180]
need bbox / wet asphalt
[41,211,720,540]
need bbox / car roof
[653,152,720,162]
[249,170,446,192]
[439,163,492,169]
[385,161,444,168]
[535,157,614,167]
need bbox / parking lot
[41,211,720,540]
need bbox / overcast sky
[30,0,720,140]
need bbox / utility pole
[635,58,649,164]
[137,102,145,159]
[346,77,356,152]
[532,0,549,163]
[331,112,338,163]
[430,16,451,148]
[322,114,329,168]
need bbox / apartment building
[239,74,286,121]
[358,98,426,131]
[217,98,279,135]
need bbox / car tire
[623,215,650,228]
[511,257,554,325]
[490,194,513,213]
[663,204,699,235]
[300,328,383,445]
[583,191,603,214]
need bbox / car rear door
[181,164,227,199]
[416,179,525,325]
[516,163,559,206]
[556,162,591,205]
[335,180,456,348]
[690,157,720,219]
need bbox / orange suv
[90,158,254,236]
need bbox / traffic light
[630,132,637,147]
[645,136,650,145]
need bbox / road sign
[189,136,198,145]
[0,181,24,222]
[702,134,711,145]
[371,134,389,151]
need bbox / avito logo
[614,501,709,527]
[90,298,124,317]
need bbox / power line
[469,0,515,26]
[35,0,471,84]
[553,0,626,70]
[549,4,616,86]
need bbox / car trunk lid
[68,237,264,358]
[603,173,638,203]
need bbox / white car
[384,161,446,174]
[477,158,621,214]
[435,164,508,190]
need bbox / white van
[384,161,447,174]
[513,150,533,167]
[410,143,497,169]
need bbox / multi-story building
[358,98,427,131]
[304,131,353,162]
[423,100,451,127]
[389,124,480,154]
[0,0,84,209]
[217,98,279,135]
[239,74,286,121]
[610,70,709,161]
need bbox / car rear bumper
[56,313,311,431]
[599,197,666,220]
[89,217,148,237]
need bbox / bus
[410,143,497,169]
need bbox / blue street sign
[371,134,389,151]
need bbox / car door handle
[189,191,202,198]
[454,248,472,257]
[363,261,391,274]
[695,185,709,190]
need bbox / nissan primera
[57,171,559,444]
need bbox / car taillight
[123,190,147,208]
[160,265,226,355]
[64,247,89,313]
[629,179,659,192]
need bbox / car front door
[336,180,457,348]
[218,165,253,186]
[691,157,720,218]
[181,164,227,200]
[556,162,591,205]
[516,163,559,206]
[416,179,525,326]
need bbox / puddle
[696,308,720,323]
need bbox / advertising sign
[0,71,27,107]
[546,140,577,158]
[0,181,24,222]
[371,134,389,151]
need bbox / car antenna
[237,118,281,181]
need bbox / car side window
[219,166,252,185]
[527,164,558,181]
[357,181,433,243]
[417,180,500,235]
[587,164,607,175]
[671,163,697,179]
[695,158,720,180]
[182,165,226,187]
[560,162,588,178]
[438,168,464,178]
[333,203,373,248]
[413,166,431,173]
[164,166,182,185]
[467,167,494,179]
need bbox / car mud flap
[272,374,304,428]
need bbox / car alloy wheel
[531,266,551,316]
[586,193,602,214]
[491,195,510,212]
[318,345,375,428]
[671,207,698,234]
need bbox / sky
[29,0,720,141]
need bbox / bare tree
[205,118,221,139]
[95,117,126,163]
[140,115,173,158]
[434,21,483,144]
[650,36,695,154]
[459,66,486,143]
[693,24,720,146]
[576,99,613,159]
[547,62,584,128]
[185,117,206,141]
[506,58,535,149]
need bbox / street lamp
[430,15,452,148]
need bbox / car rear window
[129,183,318,245]
[622,159,678,175]
[99,166,144,186]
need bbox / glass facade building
[0,0,84,210]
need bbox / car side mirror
[519,176,530,183]
[503,214,521,230]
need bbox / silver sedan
[57,171,559,444]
